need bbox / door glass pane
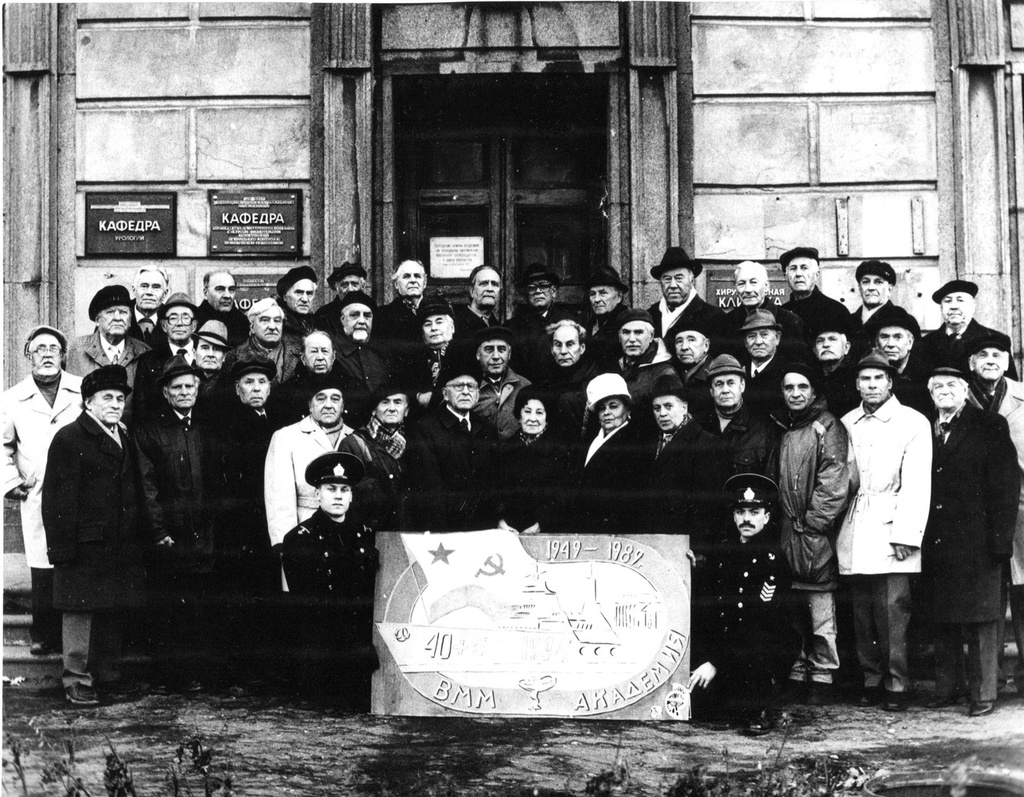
[423,141,487,187]
[512,137,604,188]
[516,206,600,285]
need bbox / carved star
[430,543,454,565]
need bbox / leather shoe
[64,683,100,706]
[805,682,835,706]
[923,693,963,709]
[102,679,144,698]
[743,710,775,737]
[856,687,883,707]
[882,691,908,712]
[968,701,995,717]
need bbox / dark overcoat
[42,412,162,611]
[650,293,725,342]
[567,420,651,534]
[916,318,1019,380]
[333,339,393,429]
[697,403,780,481]
[406,406,499,531]
[921,404,1020,623]
[496,431,570,531]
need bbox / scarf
[366,415,406,460]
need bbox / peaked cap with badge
[304,451,365,487]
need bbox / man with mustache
[454,265,502,339]
[67,285,151,424]
[3,326,83,656]
[688,473,800,735]
[331,290,393,429]
[916,280,1018,380]
[195,270,248,348]
[838,350,932,712]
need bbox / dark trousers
[850,574,911,693]
[1010,585,1024,691]
[934,621,999,704]
[148,571,212,687]
[62,611,123,689]
[30,567,62,649]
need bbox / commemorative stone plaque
[372,530,691,720]
[209,190,302,257]
[85,193,176,256]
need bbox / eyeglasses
[446,382,479,392]
[526,283,554,293]
[165,314,194,324]
[30,345,62,355]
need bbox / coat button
[739,588,743,593]
[936,467,942,472]
[737,602,743,608]
[935,504,943,510]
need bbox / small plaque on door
[429,236,485,279]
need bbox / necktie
[182,414,191,430]
[177,348,187,357]
[140,318,154,337]
[938,421,950,445]
[461,417,470,434]
[656,434,670,458]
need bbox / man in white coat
[264,370,356,588]
[838,349,932,712]
[2,326,84,654]
[966,332,1024,695]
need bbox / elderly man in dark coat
[646,247,724,343]
[779,247,850,348]
[330,290,393,429]
[644,376,728,541]
[405,354,499,531]
[506,263,576,383]
[42,365,162,705]
[921,365,1020,717]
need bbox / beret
[82,364,132,399]
[651,247,702,279]
[304,452,364,488]
[855,260,896,286]
[474,325,515,347]
[740,309,782,333]
[157,354,202,386]
[780,361,821,392]
[336,290,378,314]
[25,325,67,353]
[667,316,715,342]
[157,292,197,321]
[326,261,367,286]
[276,266,318,296]
[932,279,979,303]
[230,357,276,382]
[966,331,1013,357]
[193,320,230,349]
[586,266,628,292]
[779,247,819,269]
[617,308,656,330]
[519,263,561,288]
[88,285,132,321]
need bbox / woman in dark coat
[42,365,162,705]
[565,373,651,534]
[920,371,1020,716]
[496,387,569,534]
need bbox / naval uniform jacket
[280,509,376,601]
[921,404,1020,623]
[42,412,162,611]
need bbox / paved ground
[3,683,1024,796]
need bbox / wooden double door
[394,74,609,317]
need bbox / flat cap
[966,331,1013,357]
[193,320,230,350]
[416,296,455,322]
[929,364,968,380]
[157,354,202,386]
[740,309,782,333]
[25,325,67,353]
[304,451,364,488]
[856,260,897,286]
[326,261,366,286]
[474,325,515,347]
[706,354,746,380]
[780,361,820,391]
[932,279,979,303]
[780,247,819,269]
[725,473,778,508]
[519,263,561,288]
[230,357,276,382]
[88,285,131,321]
[586,373,631,408]
[276,266,318,296]
[586,266,628,292]
[617,308,656,330]
[158,292,197,321]
[336,289,378,314]
[864,304,921,340]
[82,364,132,399]
[854,348,897,377]
[651,247,702,279]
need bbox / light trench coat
[263,415,355,548]
[970,378,1024,585]
[838,396,932,575]
[2,372,84,567]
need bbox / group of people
[2,248,1022,733]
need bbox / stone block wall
[689,1,943,329]
[71,2,312,335]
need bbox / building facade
[4,1,1023,387]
